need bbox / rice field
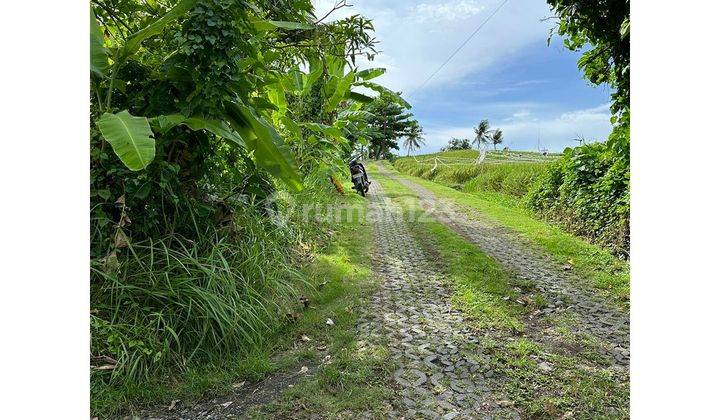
[394,150,558,197]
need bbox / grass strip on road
[376,162,629,308]
[248,194,396,418]
[373,170,629,419]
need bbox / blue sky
[313,0,614,154]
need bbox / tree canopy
[362,92,422,159]
[89,0,407,247]
[547,0,630,123]
[473,119,491,150]
[441,138,471,151]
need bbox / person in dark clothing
[349,160,371,192]
[350,160,369,184]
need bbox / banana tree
[90,2,318,190]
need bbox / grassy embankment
[371,169,629,419]
[92,183,394,418]
[385,156,629,307]
[393,150,556,197]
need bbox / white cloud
[313,0,555,94]
[310,1,613,155]
[416,103,613,154]
[413,1,486,22]
[512,110,532,119]
[557,104,610,123]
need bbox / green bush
[526,126,629,257]
[90,169,341,385]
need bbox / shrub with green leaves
[89,0,406,397]
[526,126,629,257]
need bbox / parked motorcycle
[349,160,370,197]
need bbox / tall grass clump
[461,163,548,196]
[91,220,296,384]
[90,169,343,393]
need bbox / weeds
[90,181,367,416]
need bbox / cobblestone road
[357,181,520,419]
[374,163,629,367]
[134,165,629,419]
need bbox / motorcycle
[349,161,370,197]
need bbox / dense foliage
[527,126,629,257]
[361,92,421,159]
[441,138,471,151]
[526,0,630,258]
[89,0,408,401]
[548,0,630,118]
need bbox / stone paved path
[375,163,630,367]
[133,164,629,419]
[356,181,520,419]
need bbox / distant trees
[441,138,471,151]
[473,119,503,151]
[490,130,504,150]
[436,120,503,155]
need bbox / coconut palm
[403,125,425,156]
[490,129,503,150]
[473,120,491,151]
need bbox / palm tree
[490,129,503,150]
[404,124,425,156]
[473,120,490,152]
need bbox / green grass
[374,173,529,332]
[395,152,552,197]
[405,149,561,163]
[248,343,394,418]
[91,185,393,417]
[247,189,396,418]
[482,336,629,419]
[373,163,629,307]
[370,170,629,419]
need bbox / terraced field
[394,150,559,197]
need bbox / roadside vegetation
[372,170,629,419]
[245,197,396,418]
[394,147,628,258]
[526,127,630,258]
[528,0,631,258]
[395,153,551,197]
[90,0,405,415]
[92,187,394,417]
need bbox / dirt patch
[130,356,322,419]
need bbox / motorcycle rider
[349,159,370,191]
